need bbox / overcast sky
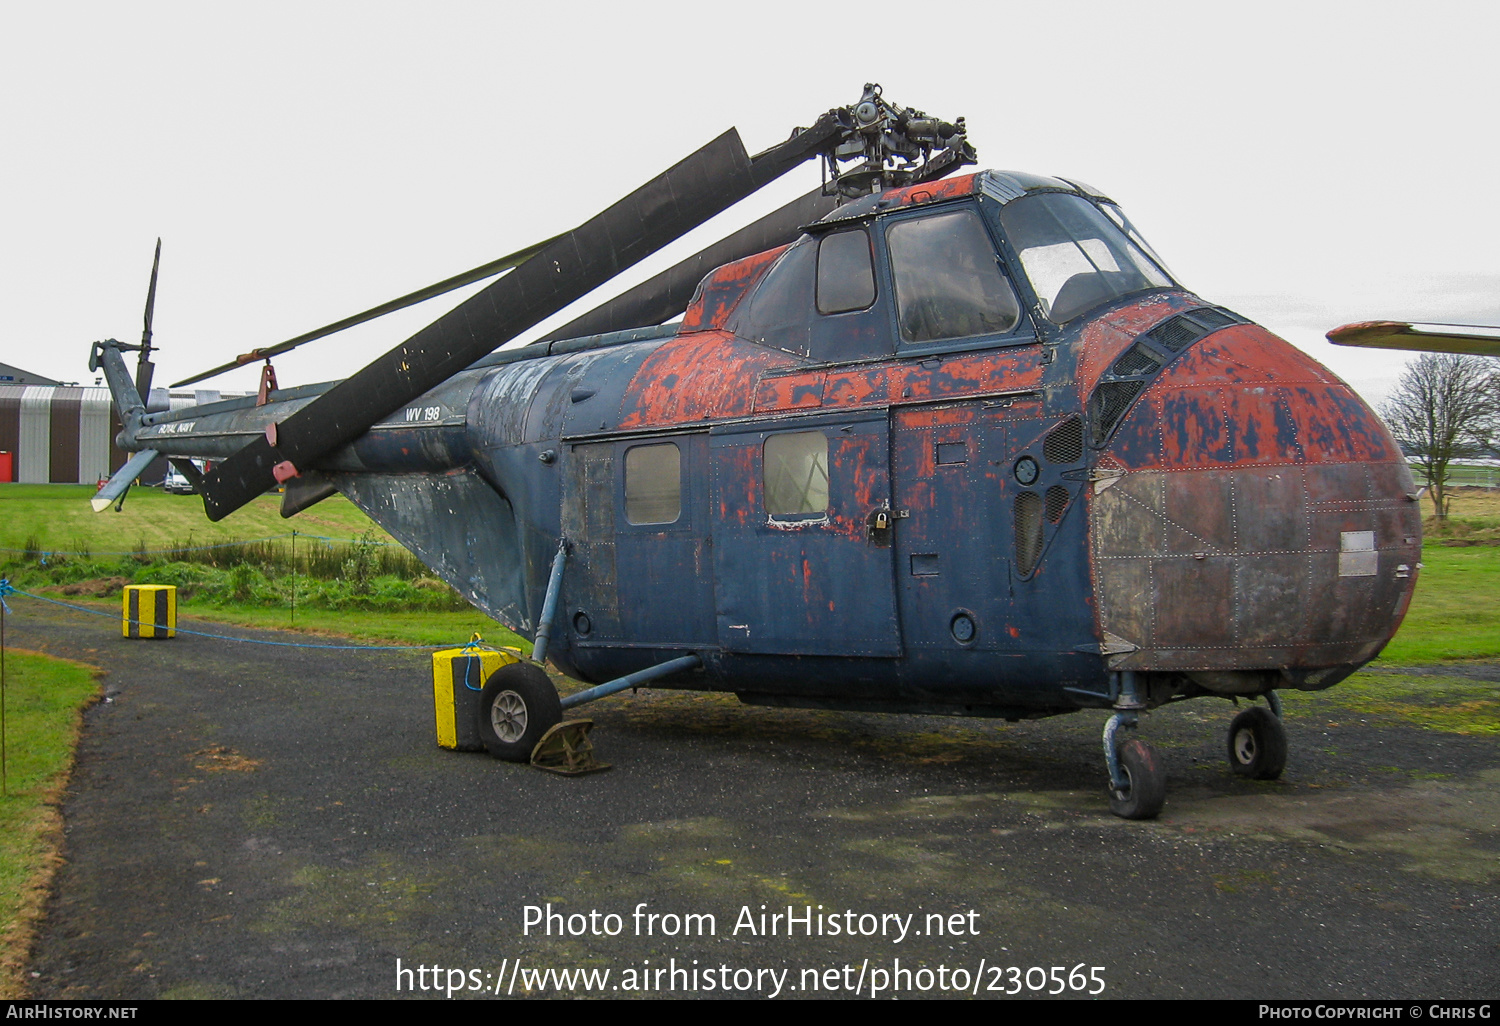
[3,1,1497,406]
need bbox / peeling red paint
[754,373,826,412]
[881,173,979,211]
[622,330,1045,431]
[618,332,793,429]
[1073,293,1203,396]
[680,247,787,332]
[821,347,1045,409]
[1112,325,1403,471]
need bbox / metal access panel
[891,396,1094,657]
[561,434,717,650]
[710,410,900,656]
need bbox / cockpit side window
[1099,202,1176,282]
[732,239,816,355]
[816,229,876,314]
[998,193,1173,325]
[886,208,1022,344]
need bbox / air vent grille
[1045,484,1070,524]
[1042,417,1084,465]
[1146,314,1206,352]
[1090,380,1146,445]
[1112,346,1160,377]
[1015,491,1044,576]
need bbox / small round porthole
[1013,456,1039,486]
[950,612,977,645]
[573,612,593,637]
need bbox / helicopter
[87,85,1422,820]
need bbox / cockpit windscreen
[998,193,1174,325]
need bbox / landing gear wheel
[1108,738,1166,820]
[477,662,562,762]
[1227,705,1287,780]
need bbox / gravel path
[9,598,1498,999]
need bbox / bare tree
[1380,353,1498,519]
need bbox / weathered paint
[679,247,787,332]
[617,331,791,429]
[879,172,979,212]
[622,336,1046,431]
[1089,321,1421,681]
[1072,293,1205,397]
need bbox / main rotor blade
[1327,320,1500,358]
[169,233,562,388]
[200,128,783,521]
[199,114,845,521]
[539,186,837,343]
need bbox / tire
[1108,738,1166,820]
[1227,705,1287,780]
[477,662,561,762]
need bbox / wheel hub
[1233,728,1258,764]
[491,690,528,743]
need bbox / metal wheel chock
[530,719,610,776]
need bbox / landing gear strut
[1103,670,1165,820]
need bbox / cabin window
[816,229,876,314]
[763,431,829,515]
[624,442,681,525]
[887,207,1021,343]
[999,193,1173,325]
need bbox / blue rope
[456,632,506,690]
[9,587,455,652]
[0,579,12,615]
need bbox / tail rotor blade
[91,449,160,513]
[135,238,161,400]
[142,237,161,344]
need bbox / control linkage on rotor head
[806,83,977,200]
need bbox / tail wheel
[1108,738,1166,820]
[477,662,561,762]
[1227,705,1287,780]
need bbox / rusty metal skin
[1088,321,1422,685]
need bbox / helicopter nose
[1086,314,1422,688]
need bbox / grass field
[0,483,394,554]
[1378,543,1500,663]
[0,650,99,998]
